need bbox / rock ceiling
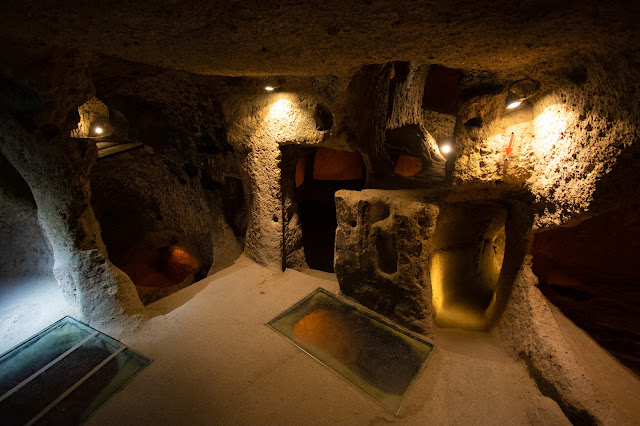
[1,0,639,78]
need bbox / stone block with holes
[334,189,439,334]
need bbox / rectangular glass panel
[0,318,93,395]
[267,288,434,414]
[0,316,150,425]
[43,348,150,424]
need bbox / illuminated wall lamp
[504,79,541,110]
[265,85,275,92]
[505,91,522,109]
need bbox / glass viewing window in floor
[267,288,434,414]
[0,316,151,425]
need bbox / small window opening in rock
[394,154,423,177]
[392,62,410,82]
[369,201,390,223]
[314,104,334,131]
[422,64,460,115]
[464,117,483,128]
[295,149,366,272]
[385,125,425,158]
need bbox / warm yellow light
[440,144,452,154]
[506,100,522,110]
[265,85,275,92]
[430,252,444,315]
[94,126,103,134]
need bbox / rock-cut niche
[430,203,507,330]
[293,147,365,272]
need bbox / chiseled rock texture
[347,63,445,189]
[1,1,637,80]
[89,61,244,276]
[0,118,145,323]
[334,189,439,334]
[91,150,240,279]
[451,55,640,228]
[0,51,145,323]
[224,77,336,267]
[0,152,53,277]
[493,259,631,425]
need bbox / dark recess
[295,150,365,272]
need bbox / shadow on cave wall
[532,190,640,376]
[85,63,245,304]
[286,147,365,272]
[0,152,53,278]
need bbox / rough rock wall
[334,189,439,334]
[0,152,53,277]
[532,193,640,376]
[0,50,144,323]
[0,119,144,323]
[493,259,630,425]
[2,1,638,80]
[92,59,243,275]
[91,150,239,277]
[347,63,445,189]
[451,55,640,228]
[224,78,337,267]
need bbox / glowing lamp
[440,144,452,155]
[265,85,275,92]
[505,91,522,109]
[94,126,103,134]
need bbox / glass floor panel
[0,316,151,425]
[267,288,434,414]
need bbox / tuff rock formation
[0,2,639,423]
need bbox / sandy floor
[0,275,68,355]
[2,258,638,424]
[89,256,570,425]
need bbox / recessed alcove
[430,203,507,330]
[292,148,365,272]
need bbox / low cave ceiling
[1,0,639,79]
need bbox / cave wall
[451,55,640,228]
[0,49,145,323]
[532,192,640,376]
[0,40,638,423]
[0,152,53,278]
[223,77,341,267]
[90,59,244,278]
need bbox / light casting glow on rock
[94,126,103,134]
[440,144,452,154]
[506,100,522,109]
[505,91,522,109]
[265,85,275,91]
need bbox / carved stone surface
[334,189,439,334]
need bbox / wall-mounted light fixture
[505,91,522,109]
[439,143,452,155]
[504,79,541,111]
[89,122,111,138]
[265,85,275,92]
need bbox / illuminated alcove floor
[3,257,639,424]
